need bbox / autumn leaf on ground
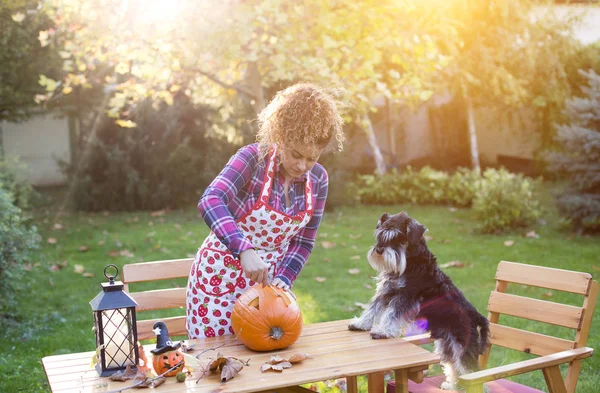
[424,235,434,241]
[524,231,539,238]
[314,276,327,283]
[504,240,515,247]
[349,234,362,239]
[363,283,373,289]
[151,209,166,217]
[449,207,457,212]
[97,240,105,245]
[108,250,120,257]
[542,291,553,298]
[51,261,68,271]
[53,223,65,230]
[348,268,360,275]
[321,241,336,249]
[79,245,89,252]
[350,255,360,260]
[47,237,57,244]
[120,249,135,258]
[439,261,464,269]
[322,257,331,262]
[74,264,85,274]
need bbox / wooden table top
[42,319,439,393]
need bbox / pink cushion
[387,375,545,393]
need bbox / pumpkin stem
[269,327,284,340]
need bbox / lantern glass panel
[101,307,136,368]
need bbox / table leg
[394,369,409,393]
[367,371,386,393]
[346,375,358,393]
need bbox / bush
[0,155,37,210]
[447,167,481,207]
[472,168,542,233]
[64,99,242,211]
[0,187,40,316]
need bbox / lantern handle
[104,264,119,284]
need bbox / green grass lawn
[1,187,599,392]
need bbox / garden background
[1,1,599,392]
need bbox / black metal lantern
[90,264,139,376]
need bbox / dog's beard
[367,246,406,275]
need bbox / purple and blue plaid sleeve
[276,167,329,287]
[197,145,258,258]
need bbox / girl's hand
[271,277,290,291]
[239,249,269,287]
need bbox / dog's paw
[370,331,392,339]
[348,317,369,331]
[440,381,457,391]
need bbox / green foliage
[472,168,542,233]
[446,168,481,207]
[545,69,600,232]
[0,1,62,121]
[354,166,542,232]
[0,187,40,316]
[0,155,37,210]
[63,99,240,211]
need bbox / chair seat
[387,375,545,393]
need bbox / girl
[186,83,345,339]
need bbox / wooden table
[42,319,439,393]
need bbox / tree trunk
[465,96,481,172]
[362,114,387,175]
[245,61,265,115]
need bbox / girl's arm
[198,145,259,258]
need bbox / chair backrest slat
[489,323,575,356]
[495,261,592,295]
[122,258,194,341]
[487,291,583,329]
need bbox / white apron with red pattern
[186,146,314,339]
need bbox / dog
[348,212,490,390]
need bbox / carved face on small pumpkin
[152,349,184,377]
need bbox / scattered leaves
[203,353,247,382]
[321,241,336,249]
[348,268,360,275]
[524,231,539,238]
[47,237,57,244]
[439,261,464,269]
[261,353,311,373]
[503,240,515,247]
[314,276,327,283]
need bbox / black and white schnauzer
[348,212,490,390]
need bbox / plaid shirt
[198,143,329,286]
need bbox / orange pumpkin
[231,285,302,351]
[152,349,185,377]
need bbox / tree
[32,0,447,176]
[0,0,61,122]
[545,69,600,232]
[431,0,582,170]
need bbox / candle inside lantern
[102,308,134,368]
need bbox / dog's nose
[375,247,384,255]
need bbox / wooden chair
[387,261,598,393]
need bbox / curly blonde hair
[256,83,345,158]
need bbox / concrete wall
[1,113,71,186]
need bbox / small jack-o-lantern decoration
[151,321,185,377]
[231,284,302,351]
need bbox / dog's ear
[407,218,427,245]
[378,213,389,226]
